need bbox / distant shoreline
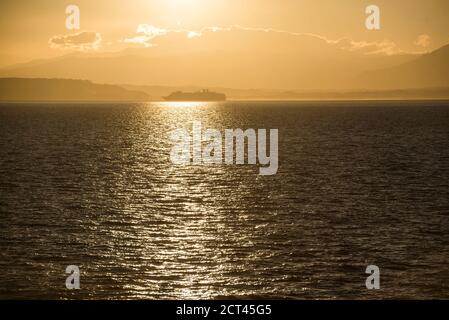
[2,78,449,103]
[1,99,449,104]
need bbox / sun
[158,0,212,24]
[169,0,196,9]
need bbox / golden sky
[1,0,449,63]
[0,0,448,91]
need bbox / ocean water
[0,101,448,299]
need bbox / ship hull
[163,97,226,102]
[163,91,226,102]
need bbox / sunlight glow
[168,0,197,10]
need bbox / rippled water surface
[0,101,448,299]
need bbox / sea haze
[0,101,448,299]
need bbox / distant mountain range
[0,78,148,101]
[357,44,449,90]
[1,41,448,92]
[1,78,449,101]
[1,41,448,101]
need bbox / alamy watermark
[170,121,278,175]
[65,265,80,290]
[365,5,380,30]
[66,5,80,30]
[365,265,380,289]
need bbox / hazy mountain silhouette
[0,78,149,101]
[357,44,449,89]
[1,78,448,101]
[1,33,448,94]
[0,28,419,91]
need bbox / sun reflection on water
[159,101,208,108]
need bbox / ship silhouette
[164,89,226,101]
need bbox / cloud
[229,26,407,55]
[49,31,102,51]
[329,38,404,55]
[123,25,168,47]
[414,34,431,48]
[123,24,407,56]
[187,31,202,39]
